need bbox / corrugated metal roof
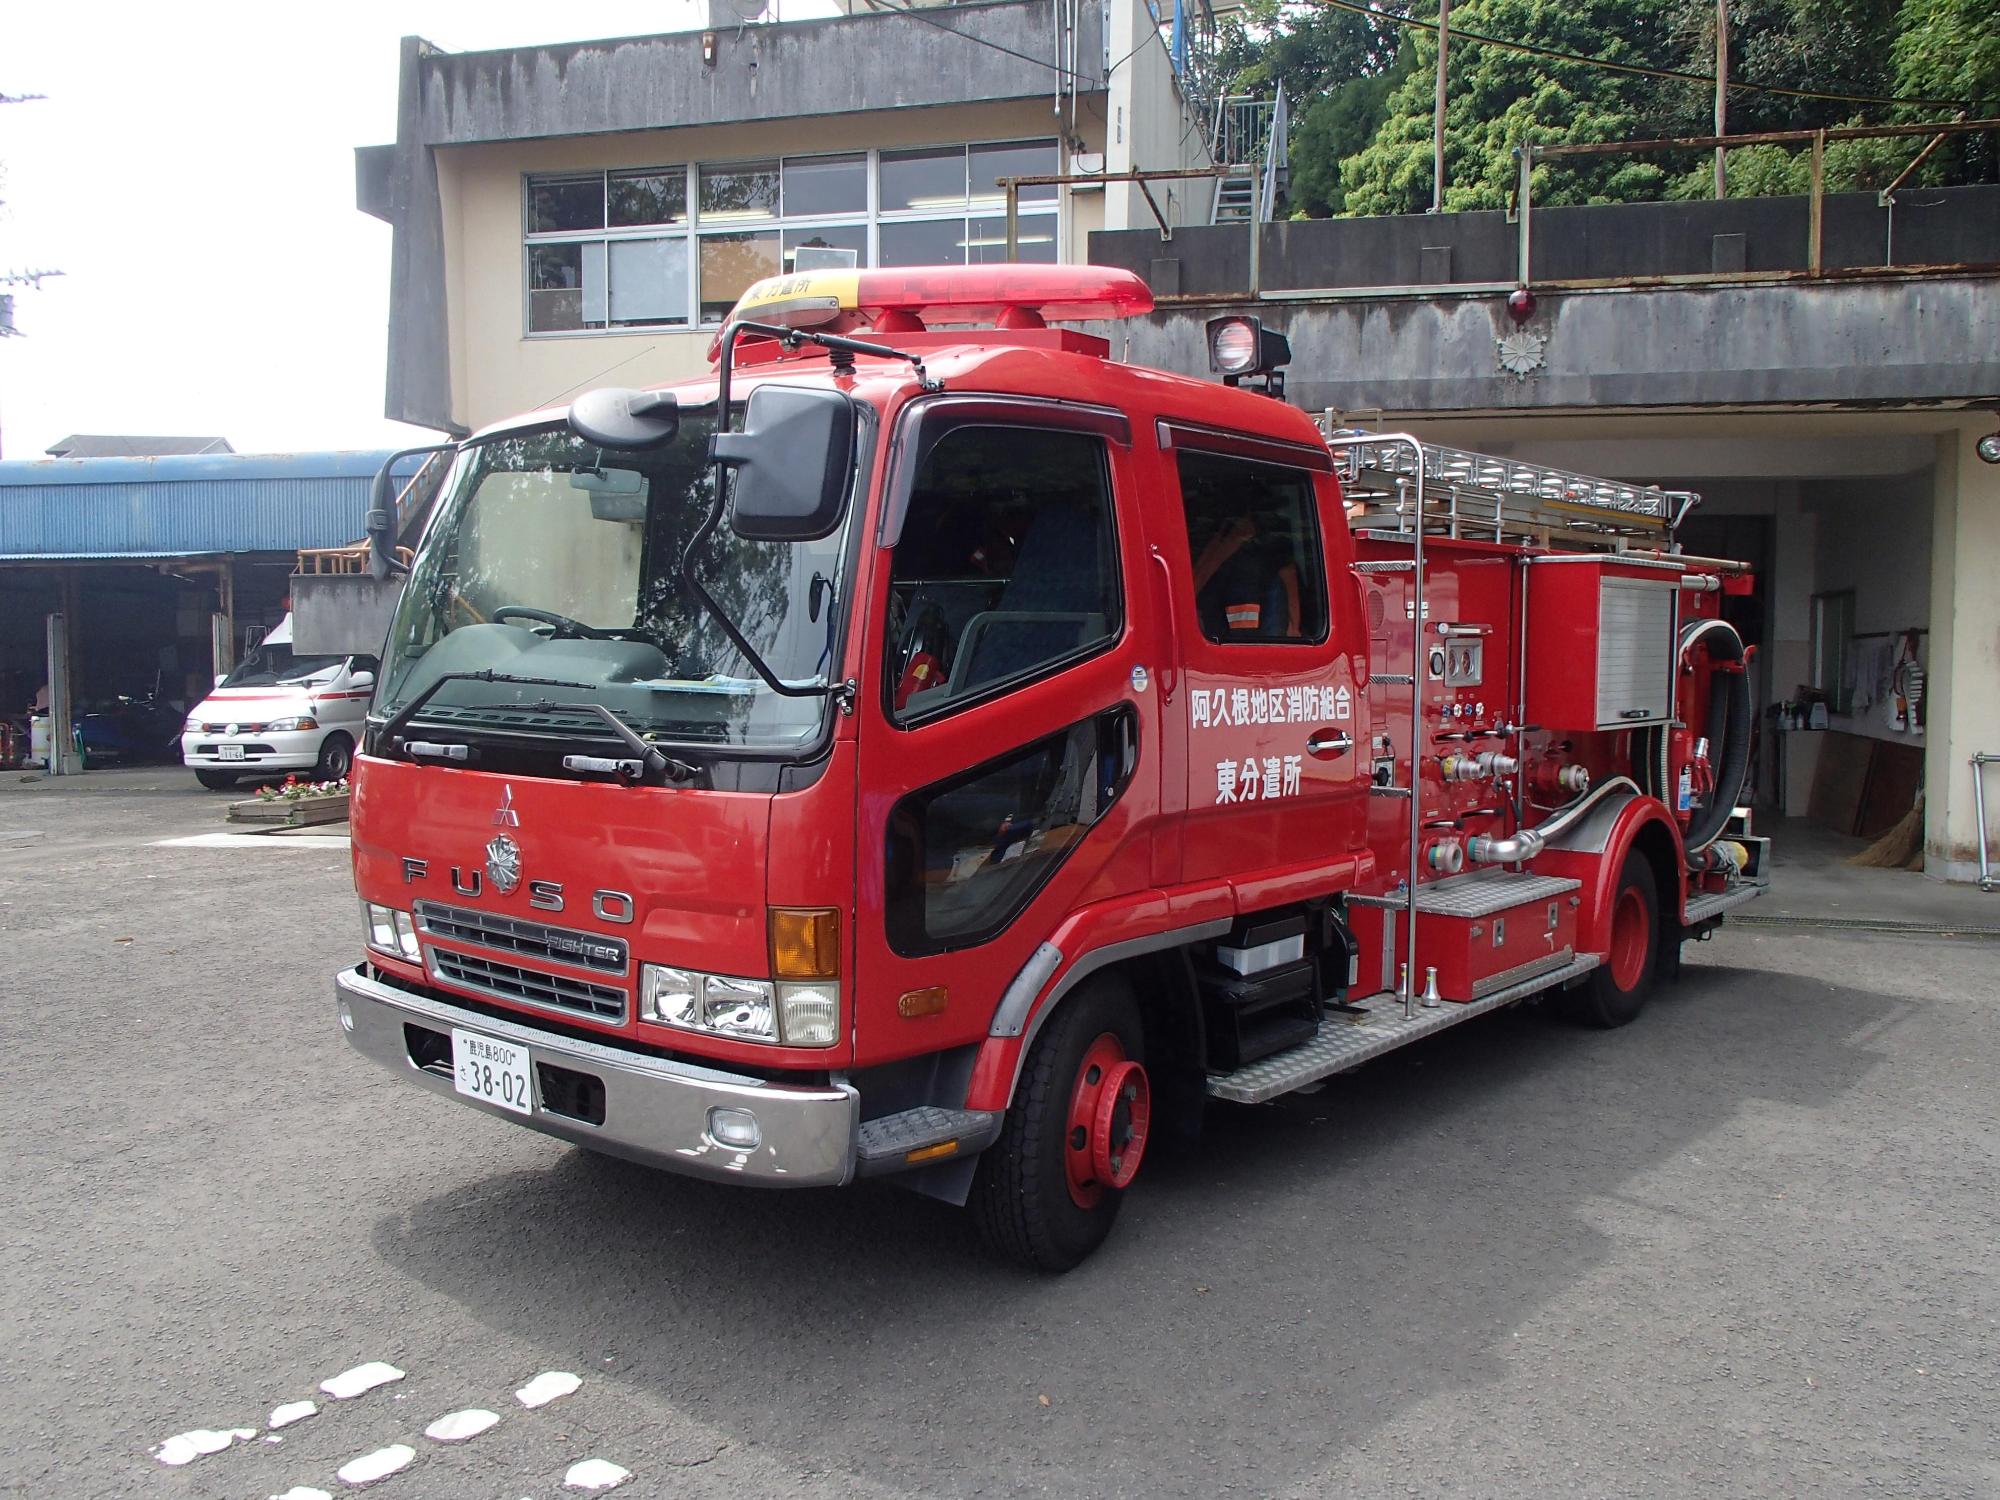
[0,450,407,560]
[45,434,235,458]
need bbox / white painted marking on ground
[563,1458,631,1491]
[336,1444,415,1487]
[153,832,350,850]
[514,1370,581,1408]
[154,1427,255,1465]
[269,1488,334,1500]
[425,1407,499,1442]
[320,1361,406,1399]
[269,1399,318,1429]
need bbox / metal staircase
[1210,86,1288,225]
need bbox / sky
[0,1,830,461]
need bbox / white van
[181,615,376,790]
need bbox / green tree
[1339,0,1684,215]
[1288,55,1414,216]
[1892,0,2000,108]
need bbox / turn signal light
[770,907,839,980]
[897,985,948,1019]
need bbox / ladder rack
[1321,424,1700,546]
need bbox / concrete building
[1095,190,2000,880]
[356,0,1229,436]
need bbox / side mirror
[214,673,227,688]
[570,387,680,450]
[349,670,375,690]
[370,443,456,580]
[713,385,856,543]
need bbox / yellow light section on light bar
[730,269,860,330]
[770,907,840,980]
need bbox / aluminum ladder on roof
[1320,424,1701,547]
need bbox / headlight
[267,715,318,732]
[183,716,201,733]
[640,965,836,1047]
[361,901,421,962]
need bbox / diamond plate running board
[1683,884,1762,925]
[1205,953,1602,1105]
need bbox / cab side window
[1176,450,1328,645]
[886,427,1121,722]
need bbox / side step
[1205,954,1602,1105]
[854,1106,1001,1176]
[1683,884,1761,926]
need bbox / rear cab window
[1176,448,1329,646]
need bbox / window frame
[521,137,1064,338]
[878,407,1128,730]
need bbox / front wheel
[971,975,1150,1272]
[314,732,354,782]
[1558,851,1659,1029]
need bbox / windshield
[224,644,346,688]
[377,407,854,753]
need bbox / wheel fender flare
[1534,794,1685,959]
[963,890,1228,1114]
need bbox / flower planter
[226,792,352,826]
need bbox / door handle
[1306,731,1354,757]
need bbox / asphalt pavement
[1,768,1995,1499]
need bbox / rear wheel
[972,975,1149,1272]
[194,770,238,790]
[314,732,354,782]
[1559,851,1659,1029]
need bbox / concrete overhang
[382,2,1096,155]
[1106,274,2000,417]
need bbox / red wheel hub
[1064,1034,1151,1209]
[1608,886,1649,991]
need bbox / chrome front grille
[431,949,626,1022]
[414,901,627,975]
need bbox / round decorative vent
[1366,588,1387,632]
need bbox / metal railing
[1212,94,1274,170]
[1516,116,2000,288]
[1148,114,1998,306]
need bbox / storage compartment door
[1595,579,1674,728]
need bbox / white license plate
[451,1028,534,1115]
[218,744,246,761]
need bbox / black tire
[314,732,354,782]
[1558,851,1659,1029]
[972,975,1147,1272]
[194,769,238,790]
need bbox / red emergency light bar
[709,264,1154,363]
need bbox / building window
[524,139,1061,336]
[525,168,689,333]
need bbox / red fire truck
[336,264,1761,1270]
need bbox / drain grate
[1732,913,2000,938]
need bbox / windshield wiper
[376,671,698,783]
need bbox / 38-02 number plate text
[451,1028,534,1115]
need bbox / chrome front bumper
[334,964,858,1187]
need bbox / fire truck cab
[335,265,1760,1270]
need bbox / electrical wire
[867,0,1085,81]
[1305,0,1973,111]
